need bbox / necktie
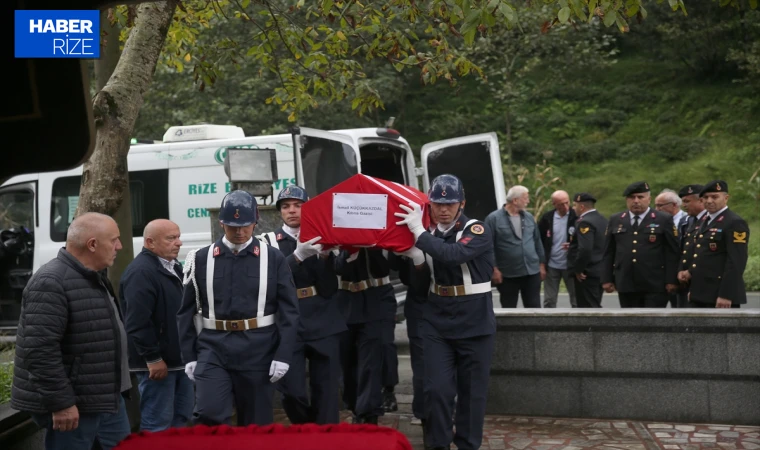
[633,215,640,229]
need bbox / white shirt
[281,224,299,240]
[673,210,686,228]
[158,256,180,279]
[548,211,569,270]
[222,236,253,254]
[629,207,650,226]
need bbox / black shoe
[354,415,378,425]
[381,388,398,412]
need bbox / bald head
[66,212,122,271]
[67,212,114,249]
[551,190,570,216]
[144,219,182,261]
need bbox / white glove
[185,361,197,381]
[269,360,289,383]
[294,236,323,262]
[346,250,360,263]
[395,202,425,240]
[395,246,425,266]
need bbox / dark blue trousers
[422,321,495,450]
[340,322,384,418]
[277,334,342,424]
[193,360,274,426]
[407,316,425,419]
[381,318,399,388]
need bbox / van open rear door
[420,132,506,222]
[291,127,361,196]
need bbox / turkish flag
[114,424,412,450]
[299,174,430,253]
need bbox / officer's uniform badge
[470,224,484,235]
[213,246,220,257]
[733,231,747,243]
[580,227,589,234]
[253,246,260,256]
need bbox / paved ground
[274,352,760,449]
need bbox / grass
[0,346,13,404]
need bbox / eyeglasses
[655,202,674,208]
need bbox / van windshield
[300,135,358,196]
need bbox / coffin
[114,424,412,450]
[299,174,430,253]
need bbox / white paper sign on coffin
[332,193,388,230]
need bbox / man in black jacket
[567,193,608,308]
[11,212,132,450]
[120,219,193,431]
[537,190,578,307]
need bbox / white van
[0,124,506,326]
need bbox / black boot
[381,387,398,412]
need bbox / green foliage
[0,346,13,404]
[746,256,760,290]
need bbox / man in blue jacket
[120,219,193,431]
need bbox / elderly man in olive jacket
[11,212,132,450]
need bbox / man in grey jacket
[11,212,132,450]
[485,185,546,308]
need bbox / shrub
[654,136,710,162]
[582,108,628,131]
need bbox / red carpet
[115,423,413,450]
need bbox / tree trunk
[94,9,137,294]
[76,1,176,293]
[504,107,514,185]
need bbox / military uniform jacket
[334,248,395,325]
[388,252,427,322]
[601,209,680,293]
[567,210,608,278]
[679,211,706,274]
[682,209,749,305]
[261,228,347,342]
[177,237,299,371]
[414,214,496,340]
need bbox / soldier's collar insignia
[276,233,284,240]
[253,246,260,256]
[651,212,656,218]
[213,245,220,257]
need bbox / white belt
[430,281,492,297]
